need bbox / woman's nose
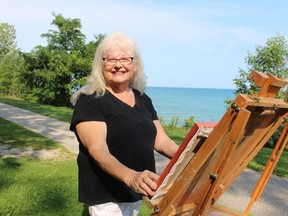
[114,61,123,70]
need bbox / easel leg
[193,108,251,216]
[244,122,288,215]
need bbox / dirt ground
[0,143,76,161]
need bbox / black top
[70,89,158,205]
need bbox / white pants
[89,200,142,216]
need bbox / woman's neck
[106,84,131,94]
[106,85,135,107]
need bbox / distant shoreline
[146,87,235,125]
[147,86,236,91]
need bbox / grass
[0,97,73,123]
[0,158,86,215]
[0,96,287,215]
[248,147,288,177]
[0,118,86,215]
[162,127,189,145]
[0,118,59,150]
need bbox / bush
[183,116,195,129]
[168,116,179,128]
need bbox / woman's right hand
[126,169,159,197]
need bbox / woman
[70,32,178,216]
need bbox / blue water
[146,87,235,126]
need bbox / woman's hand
[126,170,159,197]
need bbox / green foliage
[183,116,195,129]
[168,116,179,128]
[16,13,105,107]
[0,23,17,60]
[247,33,288,78]
[233,33,288,95]
[0,51,24,96]
[231,34,288,150]
[20,47,74,106]
[41,12,86,52]
[224,98,234,109]
[158,115,195,130]
[1,15,105,107]
[0,23,23,97]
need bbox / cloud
[0,0,275,51]
[1,0,287,88]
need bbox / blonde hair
[70,32,146,105]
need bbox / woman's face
[102,48,136,88]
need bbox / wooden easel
[145,70,288,216]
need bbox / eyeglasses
[102,57,134,65]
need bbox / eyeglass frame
[102,57,134,65]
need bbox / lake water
[146,87,235,126]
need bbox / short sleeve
[141,92,158,120]
[70,94,105,132]
[149,99,158,121]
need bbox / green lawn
[0,118,60,150]
[0,157,86,215]
[0,97,73,123]
[0,117,84,215]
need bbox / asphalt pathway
[0,102,78,154]
[0,102,287,216]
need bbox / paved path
[0,102,287,216]
[0,102,78,154]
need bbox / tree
[19,13,103,106]
[233,33,288,95]
[70,33,106,92]
[231,33,288,149]
[41,12,86,52]
[0,23,17,60]
[0,51,24,96]
[0,23,23,96]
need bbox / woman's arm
[153,120,179,159]
[76,121,159,196]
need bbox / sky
[0,0,287,89]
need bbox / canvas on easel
[144,70,288,216]
[147,122,217,206]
